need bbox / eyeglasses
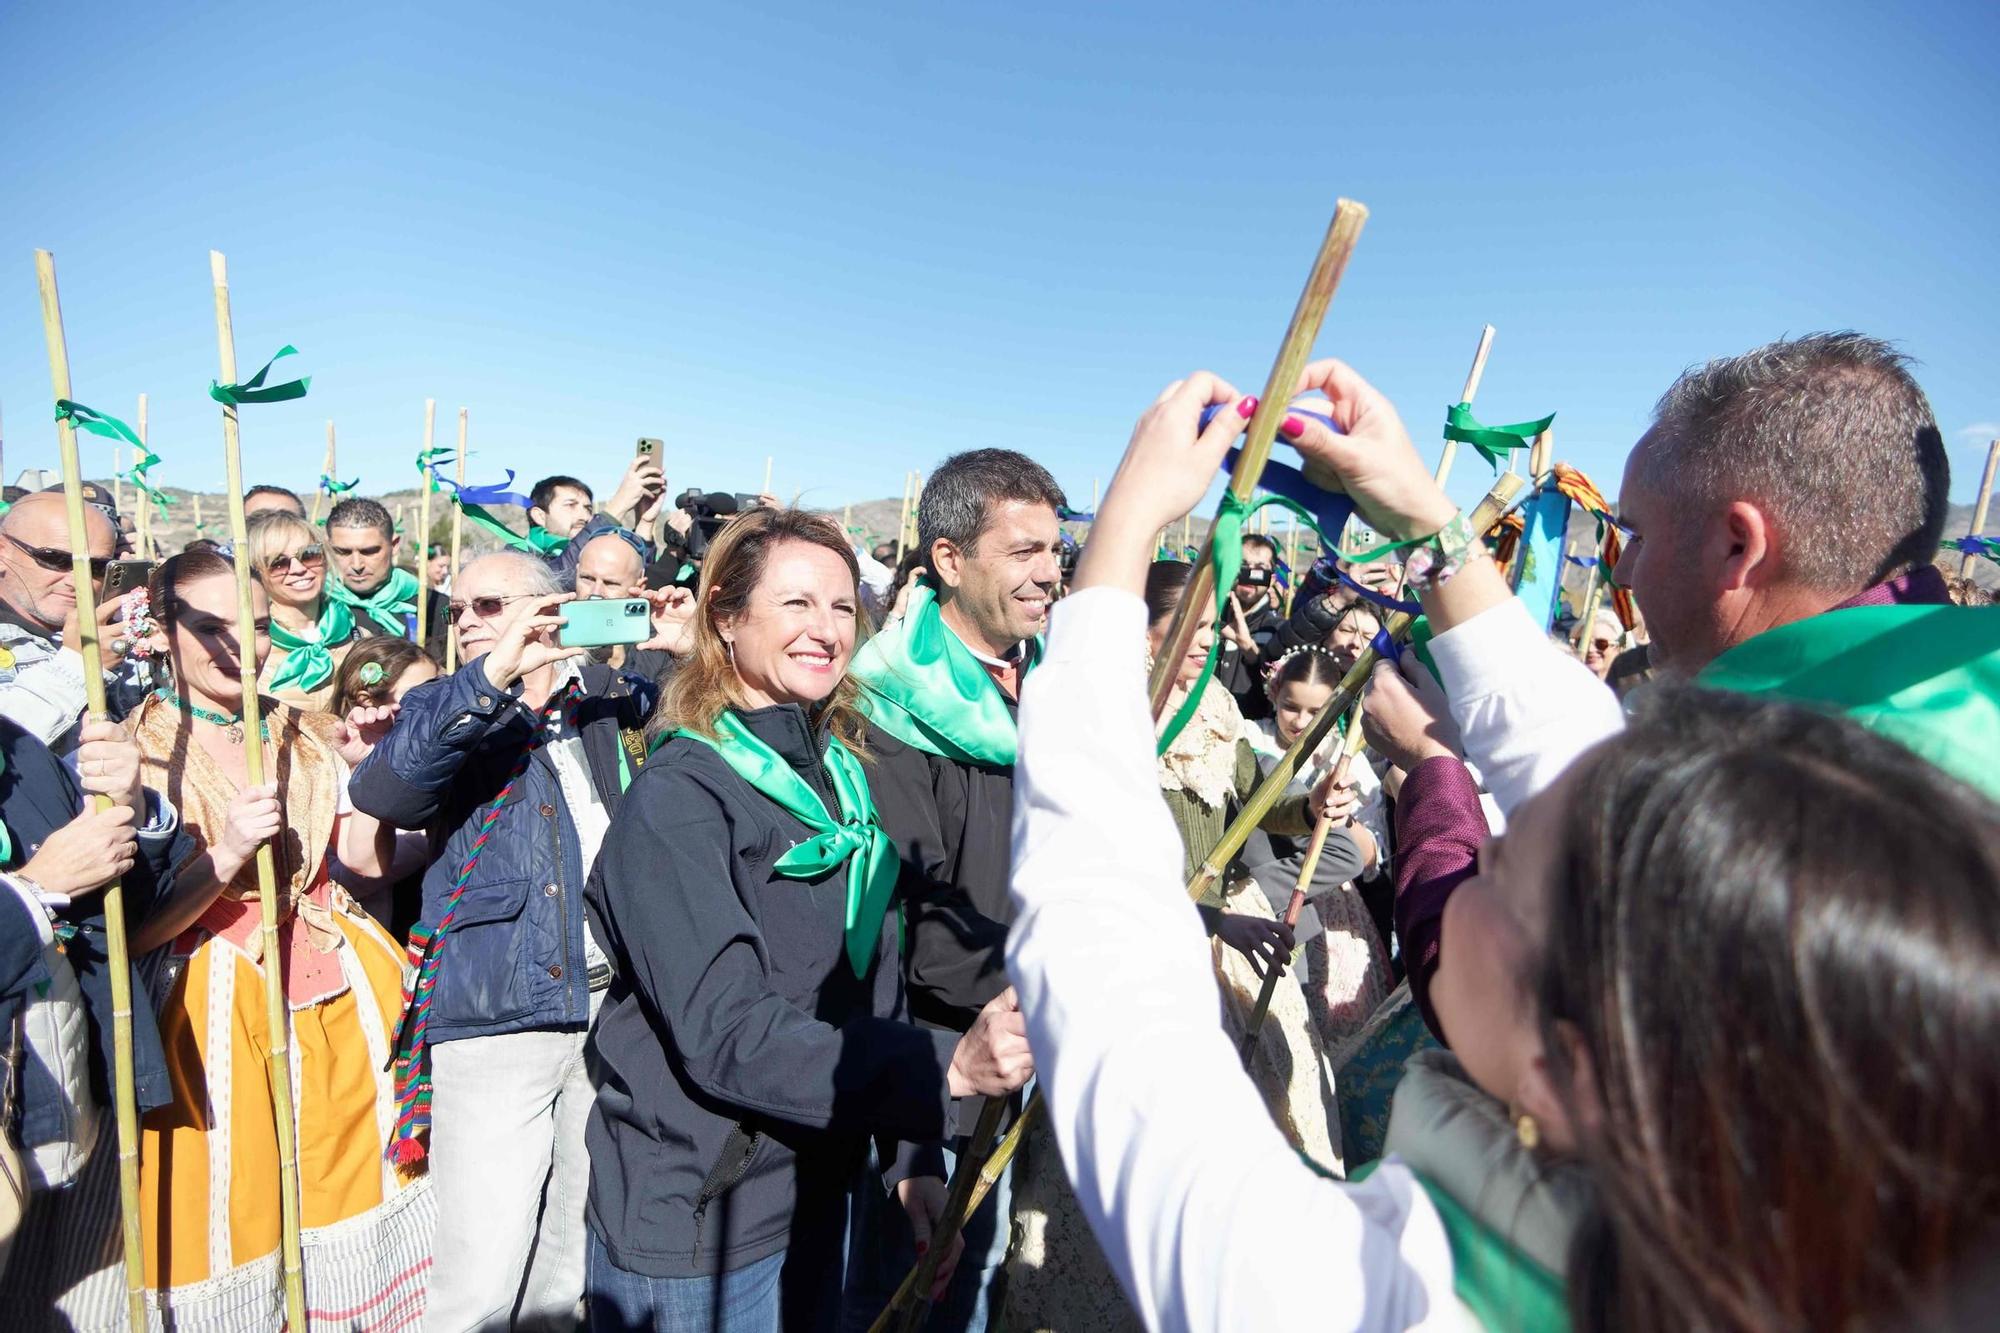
[5,534,112,579]
[264,545,325,572]
[449,592,540,621]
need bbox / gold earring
[1514,1112,1540,1151]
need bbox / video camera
[674,489,764,561]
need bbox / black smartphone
[102,558,154,600]
[1238,565,1273,587]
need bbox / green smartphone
[558,597,651,647]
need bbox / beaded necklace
[154,688,270,745]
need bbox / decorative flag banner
[1511,485,1573,632]
[55,400,175,518]
[419,449,538,552]
[1441,401,1557,470]
[209,344,311,405]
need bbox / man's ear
[1715,500,1778,594]
[929,538,966,592]
[528,507,548,529]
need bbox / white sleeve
[0,649,90,748]
[1008,587,1458,1333]
[1,874,56,947]
[1427,597,1626,818]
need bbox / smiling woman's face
[166,570,270,713]
[719,539,859,710]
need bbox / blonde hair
[651,507,871,755]
[246,510,320,576]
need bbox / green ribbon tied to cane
[55,400,175,517]
[1442,402,1557,470]
[210,344,311,405]
[662,711,901,979]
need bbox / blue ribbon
[1336,566,1422,617]
[1949,535,1997,558]
[424,457,533,509]
[1369,626,1404,666]
[1200,404,1358,542]
[1565,553,1600,568]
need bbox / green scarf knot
[1442,402,1557,470]
[265,598,354,694]
[526,526,569,555]
[849,584,1039,768]
[668,710,899,978]
[326,565,421,632]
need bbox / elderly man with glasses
[350,550,659,1330]
[0,490,128,753]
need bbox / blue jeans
[587,1233,786,1333]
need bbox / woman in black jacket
[583,507,1033,1332]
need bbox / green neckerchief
[849,584,1040,768]
[664,710,898,978]
[326,565,422,632]
[1695,602,2000,803]
[265,598,355,694]
[527,525,569,555]
[1341,1160,1570,1332]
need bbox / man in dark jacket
[0,714,188,1311]
[350,550,655,1331]
[848,448,1066,1330]
[1214,532,1283,720]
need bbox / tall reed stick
[1145,200,1369,721]
[1433,324,1495,491]
[893,1095,1010,1332]
[763,454,773,496]
[1963,439,1999,581]
[895,472,913,561]
[209,250,308,1333]
[135,394,152,560]
[445,410,468,672]
[310,421,335,524]
[414,400,437,648]
[36,249,148,1333]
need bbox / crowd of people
[0,329,1995,1332]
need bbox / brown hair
[331,637,439,715]
[651,507,870,753]
[148,546,238,628]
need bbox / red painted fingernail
[1236,396,1258,420]
[1281,415,1305,436]
[915,1241,928,1255]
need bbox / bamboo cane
[135,394,152,560]
[445,409,468,671]
[1433,324,1495,492]
[909,473,924,551]
[895,472,913,561]
[1146,201,1369,721]
[209,250,308,1333]
[193,491,203,537]
[867,1097,1041,1333]
[763,454,773,496]
[414,400,437,648]
[1182,514,1192,552]
[842,502,853,537]
[1963,439,1999,581]
[1091,477,1100,516]
[310,420,335,525]
[893,1095,1010,1333]
[1574,561,1606,657]
[1238,745,1351,1061]
[112,453,124,515]
[36,250,148,1333]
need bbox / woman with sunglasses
[583,507,1034,1332]
[247,509,358,710]
[124,546,436,1329]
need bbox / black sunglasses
[6,534,111,579]
[264,544,325,571]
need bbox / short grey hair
[1640,332,1948,591]
[917,449,1067,559]
[461,550,561,596]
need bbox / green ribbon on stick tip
[209,344,311,405]
[1442,402,1557,470]
[55,400,175,517]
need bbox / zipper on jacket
[690,1125,763,1260]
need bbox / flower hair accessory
[357,661,387,687]
[117,588,157,661]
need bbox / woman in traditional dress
[1242,645,1394,1059]
[582,507,1032,1332]
[127,547,434,1331]
[247,510,360,711]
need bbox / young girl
[330,637,441,717]
[1243,646,1393,1058]
[128,548,435,1330]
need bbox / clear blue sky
[3,0,1997,523]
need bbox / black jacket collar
[733,702,823,774]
